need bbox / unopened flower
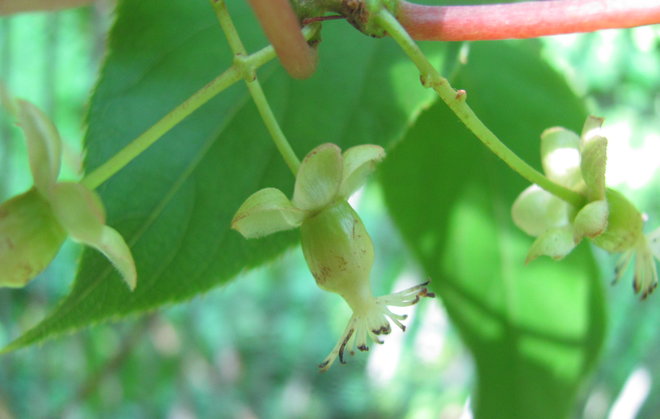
[232,143,434,370]
[0,97,136,289]
[512,116,608,262]
[512,116,659,298]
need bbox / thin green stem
[244,77,301,175]
[211,0,301,175]
[375,9,585,208]
[82,45,277,190]
[211,0,247,54]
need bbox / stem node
[233,54,257,82]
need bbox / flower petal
[292,143,342,211]
[232,187,305,238]
[540,127,582,187]
[512,185,569,237]
[50,182,136,290]
[573,199,608,240]
[339,145,386,199]
[613,250,634,285]
[16,100,62,195]
[580,116,607,201]
[633,243,658,300]
[525,226,576,263]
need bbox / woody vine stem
[80,0,659,207]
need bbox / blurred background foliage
[0,2,658,418]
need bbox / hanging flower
[512,116,609,262]
[512,116,658,298]
[232,143,434,370]
[0,96,136,289]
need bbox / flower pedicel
[232,143,434,370]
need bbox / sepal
[292,143,342,211]
[573,199,608,240]
[50,182,105,243]
[579,116,607,201]
[232,187,305,238]
[94,226,137,291]
[525,226,576,263]
[50,182,136,290]
[339,145,385,199]
[16,99,62,195]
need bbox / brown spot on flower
[313,265,334,286]
[337,256,348,272]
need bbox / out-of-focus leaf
[381,41,606,419]
[2,0,457,351]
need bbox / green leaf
[381,42,606,419]
[2,0,457,350]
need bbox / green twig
[375,9,585,208]
[211,0,302,175]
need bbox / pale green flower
[512,116,609,262]
[232,143,433,370]
[512,116,658,298]
[0,98,136,289]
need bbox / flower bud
[0,189,66,287]
[592,189,643,253]
[300,202,374,310]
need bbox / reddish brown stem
[398,0,660,41]
[0,0,93,15]
[248,0,318,79]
